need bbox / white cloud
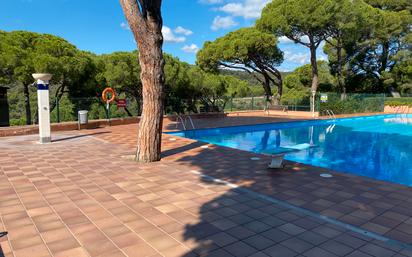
[174,26,193,36]
[278,36,310,45]
[284,51,311,65]
[199,0,223,4]
[162,26,186,43]
[211,16,238,31]
[318,54,328,61]
[182,44,200,53]
[218,0,270,19]
[278,36,293,44]
[120,22,130,30]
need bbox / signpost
[116,99,127,111]
[320,94,328,103]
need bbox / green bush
[384,98,412,107]
[280,88,310,106]
[385,101,412,107]
[319,94,384,115]
[9,118,26,126]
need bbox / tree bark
[120,0,165,162]
[274,76,283,105]
[23,84,32,125]
[309,41,319,113]
[378,40,390,89]
[262,74,273,102]
[335,39,346,96]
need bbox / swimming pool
[169,114,412,187]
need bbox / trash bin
[78,110,88,125]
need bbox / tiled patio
[1,115,412,257]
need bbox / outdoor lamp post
[32,73,52,144]
[311,90,316,118]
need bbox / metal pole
[311,90,316,117]
[56,98,60,123]
[106,102,111,126]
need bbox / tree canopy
[323,0,412,93]
[197,27,283,102]
[257,0,336,110]
[0,30,96,124]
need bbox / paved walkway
[1,116,412,257]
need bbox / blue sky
[0,0,327,71]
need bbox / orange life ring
[102,88,116,103]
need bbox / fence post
[251,97,254,110]
[231,97,233,112]
[56,98,60,123]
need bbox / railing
[175,115,195,130]
[6,92,412,127]
[326,109,336,119]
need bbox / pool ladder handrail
[176,114,195,130]
[326,109,336,120]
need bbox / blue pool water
[169,114,412,187]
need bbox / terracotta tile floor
[1,115,412,257]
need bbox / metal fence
[318,93,387,115]
[225,93,395,115]
[224,96,312,112]
[7,95,139,126]
[3,92,412,127]
[225,96,268,111]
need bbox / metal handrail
[326,109,336,119]
[176,115,186,130]
[185,116,195,130]
[175,114,195,130]
[330,110,336,119]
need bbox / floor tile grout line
[0,209,16,257]
[20,176,94,257]
[59,163,193,257]
[5,132,408,254]
[189,170,412,251]
[4,177,55,257]
[73,175,190,257]
[125,165,334,256]
[36,167,139,257]
[89,132,412,253]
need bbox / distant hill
[219,69,291,86]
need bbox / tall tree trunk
[274,73,283,106]
[262,74,273,102]
[380,41,389,74]
[309,43,319,113]
[336,42,346,97]
[274,85,282,106]
[120,0,165,162]
[379,40,390,90]
[49,84,65,114]
[23,84,32,125]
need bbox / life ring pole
[106,102,111,126]
[102,88,116,126]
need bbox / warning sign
[320,94,328,103]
